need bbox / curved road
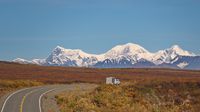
[0,85,60,112]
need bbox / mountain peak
[13,58,31,64]
[171,45,182,50]
[54,46,87,53]
[55,45,63,49]
[124,43,141,47]
[52,46,66,55]
[54,45,65,50]
[169,45,195,56]
[13,58,28,62]
[104,43,152,61]
[152,45,196,65]
[117,43,144,49]
[110,43,146,51]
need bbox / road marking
[19,88,41,112]
[0,88,29,112]
[39,88,56,112]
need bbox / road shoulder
[42,83,98,112]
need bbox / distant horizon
[1,42,200,61]
[0,0,200,60]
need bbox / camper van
[106,77,120,85]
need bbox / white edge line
[0,88,29,112]
[39,88,56,112]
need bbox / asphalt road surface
[0,85,61,112]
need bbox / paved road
[0,85,60,112]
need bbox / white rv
[106,77,120,85]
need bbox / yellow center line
[20,93,29,112]
[19,89,41,112]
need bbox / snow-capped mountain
[152,45,195,65]
[44,46,100,67]
[13,58,32,64]
[13,58,46,65]
[103,43,153,64]
[13,43,200,70]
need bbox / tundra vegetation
[56,81,200,112]
[1,61,200,84]
[0,80,43,98]
[0,62,200,111]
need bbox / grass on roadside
[56,81,200,112]
[0,80,43,97]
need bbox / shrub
[56,81,200,112]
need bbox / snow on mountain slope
[13,43,199,69]
[103,43,153,64]
[177,62,189,69]
[32,59,46,65]
[172,56,200,69]
[45,46,100,66]
[13,58,32,64]
[152,45,195,65]
[13,58,45,65]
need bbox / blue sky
[0,0,200,60]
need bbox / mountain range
[13,43,200,70]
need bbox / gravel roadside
[42,83,98,112]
